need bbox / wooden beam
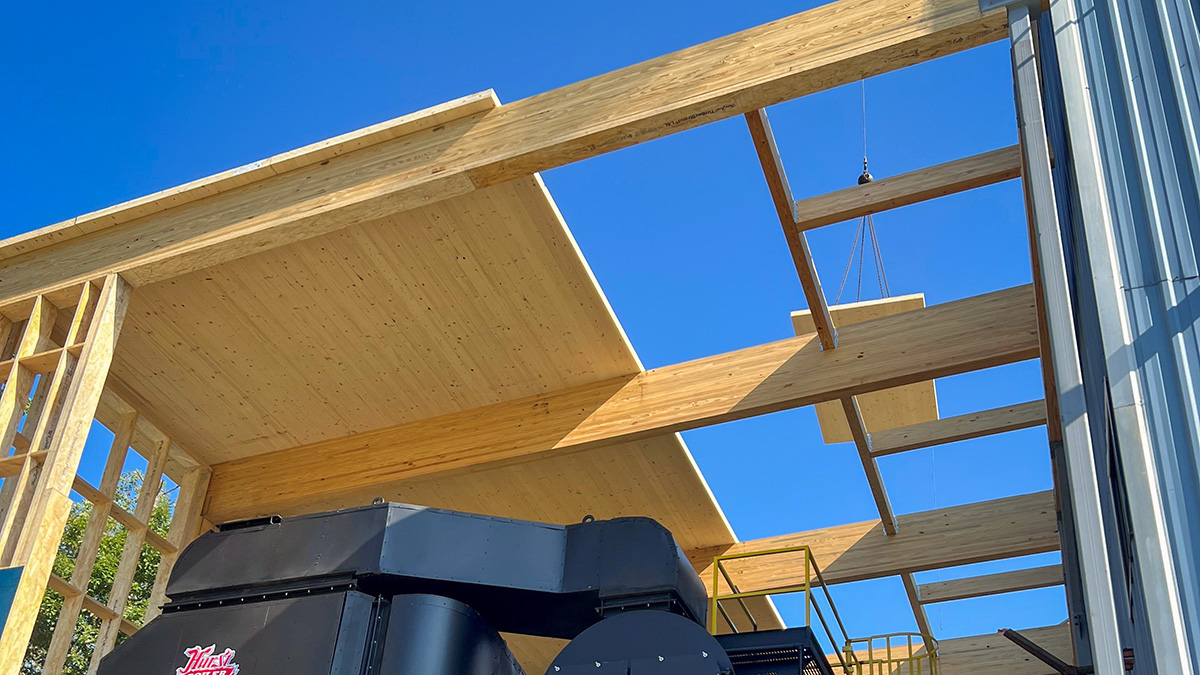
[841,397,897,534]
[937,623,1073,675]
[793,145,1024,231]
[204,285,1040,522]
[0,0,1006,307]
[842,395,932,636]
[745,108,932,638]
[918,564,1065,604]
[745,109,836,350]
[902,573,934,637]
[691,491,1059,592]
[870,399,1048,457]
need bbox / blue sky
[2,0,1063,648]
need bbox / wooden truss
[0,0,1081,673]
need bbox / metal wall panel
[1048,0,1200,671]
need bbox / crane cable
[834,80,942,635]
[834,80,892,305]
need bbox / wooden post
[0,274,131,675]
[86,431,168,674]
[40,412,136,675]
[142,466,211,624]
[0,297,59,559]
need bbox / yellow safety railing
[708,545,857,673]
[843,633,938,675]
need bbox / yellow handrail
[708,545,857,673]
[844,632,939,675]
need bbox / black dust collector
[97,502,834,675]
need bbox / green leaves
[23,470,173,674]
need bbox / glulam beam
[204,285,1039,522]
[918,564,1065,604]
[870,399,1048,457]
[0,0,1006,307]
[691,491,1059,592]
[793,145,1023,231]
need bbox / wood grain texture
[918,564,1065,604]
[691,491,1060,592]
[113,177,639,463]
[794,145,1023,230]
[937,623,1073,675]
[0,91,500,263]
[204,285,1039,522]
[833,623,1070,675]
[746,109,836,350]
[0,276,130,675]
[870,399,1048,456]
[0,0,1005,307]
[88,431,169,674]
[42,412,136,675]
[792,294,939,443]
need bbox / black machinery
[98,502,835,675]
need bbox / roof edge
[0,89,500,262]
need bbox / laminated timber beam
[793,145,1024,231]
[918,564,1064,604]
[870,399,1048,457]
[203,284,1040,522]
[745,108,933,635]
[0,0,1007,308]
[691,491,1059,593]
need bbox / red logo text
[176,645,240,675]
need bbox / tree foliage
[22,471,173,674]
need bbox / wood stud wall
[0,276,210,675]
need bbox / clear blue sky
[2,0,1063,648]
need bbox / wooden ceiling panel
[113,176,639,463]
[791,294,940,443]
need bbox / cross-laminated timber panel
[0,0,1006,308]
[203,284,1040,522]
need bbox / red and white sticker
[176,645,240,675]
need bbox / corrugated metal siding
[1050,0,1200,671]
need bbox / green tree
[22,471,173,674]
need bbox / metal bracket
[999,629,1095,675]
[979,0,1042,16]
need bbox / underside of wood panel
[832,624,1072,675]
[111,177,642,464]
[204,285,1039,522]
[937,623,1074,675]
[792,293,939,443]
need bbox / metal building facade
[1045,0,1200,671]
